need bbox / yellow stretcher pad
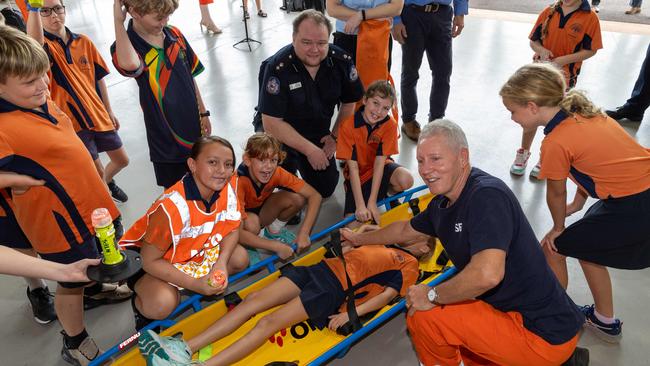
[112,193,452,366]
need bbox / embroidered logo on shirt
[78,55,90,71]
[266,76,281,95]
[349,65,359,81]
[455,223,463,233]
[570,23,583,35]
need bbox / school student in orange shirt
[336,80,413,226]
[0,25,122,365]
[511,0,602,179]
[26,0,130,202]
[237,133,321,263]
[501,62,650,343]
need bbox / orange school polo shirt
[530,0,602,87]
[539,110,650,199]
[0,98,119,254]
[336,107,399,184]
[236,164,305,210]
[324,246,419,312]
[44,28,115,132]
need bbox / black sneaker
[605,106,643,122]
[108,180,128,203]
[131,296,156,331]
[287,212,302,226]
[113,216,124,242]
[561,347,589,366]
[26,286,57,324]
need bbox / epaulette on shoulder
[267,45,296,72]
[328,45,354,63]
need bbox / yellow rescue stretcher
[103,186,456,366]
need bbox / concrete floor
[1,0,649,365]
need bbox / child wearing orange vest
[336,80,414,226]
[26,0,130,202]
[0,26,121,365]
[501,63,650,343]
[510,0,602,179]
[237,133,322,263]
[137,227,431,366]
[120,136,249,329]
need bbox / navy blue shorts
[40,237,100,289]
[77,130,123,160]
[0,216,31,249]
[281,262,346,329]
[344,162,401,215]
[152,162,189,188]
[556,188,650,270]
[246,205,263,217]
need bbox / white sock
[267,219,287,234]
[594,308,616,324]
[25,277,47,291]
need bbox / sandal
[257,9,268,17]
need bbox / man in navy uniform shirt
[341,120,588,365]
[393,0,468,141]
[259,10,364,198]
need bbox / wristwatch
[199,110,210,118]
[427,287,439,304]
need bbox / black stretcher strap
[408,197,421,216]
[329,231,363,334]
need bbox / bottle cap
[208,270,226,287]
[91,208,112,228]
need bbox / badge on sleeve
[266,76,281,95]
[349,65,359,82]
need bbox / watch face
[427,289,436,302]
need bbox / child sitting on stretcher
[137,225,435,366]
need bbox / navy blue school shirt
[258,44,364,144]
[410,167,584,345]
[110,21,204,164]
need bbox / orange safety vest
[120,175,241,278]
[355,19,399,122]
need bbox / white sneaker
[529,162,542,179]
[510,148,531,176]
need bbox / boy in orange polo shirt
[336,80,413,226]
[0,25,121,365]
[26,0,130,203]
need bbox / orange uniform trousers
[406,300,578,366]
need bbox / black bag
[280,0,305,13]
[1,5,26,33]
[303,0,325,12]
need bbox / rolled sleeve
[453,0,469,16]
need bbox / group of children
[0,0,649,365]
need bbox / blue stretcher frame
[91,184,436,365]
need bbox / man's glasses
[40,5,66,17]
